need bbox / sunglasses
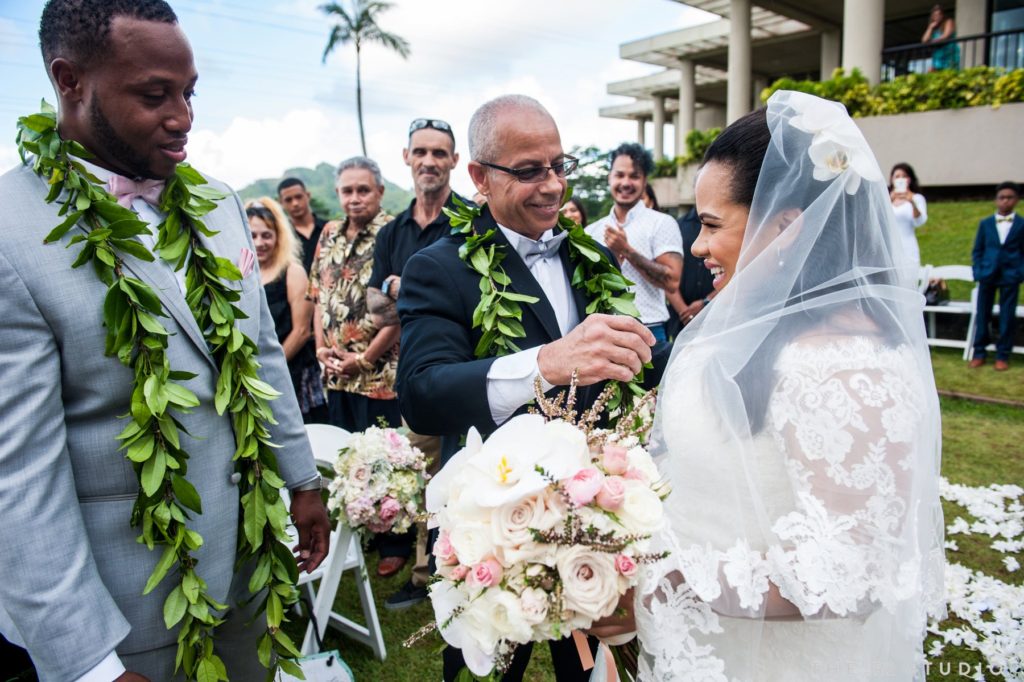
[479,154,579,184]
[409,118,454,140]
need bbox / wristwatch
[701,297,710,307]
[290,475,323,493]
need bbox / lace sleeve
[762,340,927,618]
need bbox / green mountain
[237,162,413,219]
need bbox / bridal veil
[637,90,946,681]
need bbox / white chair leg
[352,535,388,660]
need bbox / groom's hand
[537,314,654,386]
[290,490,331,573]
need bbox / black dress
[264,270,326,420]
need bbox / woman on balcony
[922,4,959,70]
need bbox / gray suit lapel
[71,222,216,368]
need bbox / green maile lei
[17,102,305,681]
[442,192,648,415]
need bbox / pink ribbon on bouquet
[571,630,618,682]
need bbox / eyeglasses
[479,155,578,184]
[409,118,454,139]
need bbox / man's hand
[367,287,399,328]
[290,489,330,573]
[537,314,654,386]
[603,223,631,259]
[115,673,151,682]
[336,352,360,377]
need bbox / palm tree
[320,0,410,156]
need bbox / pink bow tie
[107,175,165,209]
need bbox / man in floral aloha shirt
[309,156,400,433]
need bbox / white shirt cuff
[73,651,125,682]
[486,345,554,425]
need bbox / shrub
[762,67,1024,117]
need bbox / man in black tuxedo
[396,95,656,681]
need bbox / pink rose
[601,445,629,476]
[623,467,647,483]
[564,468,605,507]
[449,564,470,581]
[378,496,401,525]
[468,557,503,588]
[434,530,458,566]
[615,554,638,578]
[595,476,626,511]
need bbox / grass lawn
[918,200,991,301]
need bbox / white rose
[449,521,494,567]
[492,494,562,565]
[618,482,664,534]
[556,546,622,626]
[625,445,661,485]
[519,587,550,626]
[462,588,534,647]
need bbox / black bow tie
[515,232,568,268]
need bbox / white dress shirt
[996,213,1016,245]
[586,202,682,325]
[485,225,580,425]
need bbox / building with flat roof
[602,0,1024,206]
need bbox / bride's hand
[584,588,637,641]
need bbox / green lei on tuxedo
[444,193,647,413]
[16,101,305,681]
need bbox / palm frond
[362,27,410,59]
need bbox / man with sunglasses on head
[365,117,470,606]
[586,143,683,344]
[396,95,658,682]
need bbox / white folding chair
[922,264,977,358]
[287,424,387,660]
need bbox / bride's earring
[777,245,784,267]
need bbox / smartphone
[893,178,908,193]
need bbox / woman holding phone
[890,162,928,267]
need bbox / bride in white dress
[632,91,946,681]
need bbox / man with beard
[365,118,470,602]
[586,143,683,344]
[0,1,330,680]
[277,177,327,273]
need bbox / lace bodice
[635,336,944,681]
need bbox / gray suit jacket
[0,163,318,680]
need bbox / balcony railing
[881,28,1024,81]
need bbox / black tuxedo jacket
[396,206,665,463]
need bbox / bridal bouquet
[326,426,429,535]
[420,387,668,676]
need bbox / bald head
[468,94,554,162]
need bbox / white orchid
[783,91,883,195]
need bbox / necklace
[444,194,648,414]
[17,102,304,680]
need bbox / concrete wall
[855,103,1024,187]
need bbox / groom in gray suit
[0,1,330,680]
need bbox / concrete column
[820,29,841,78]
[636,118,646,146]
[677,58,696,155]
[652,95,666,161]
[956,0,986,67]
[753,75,768,107]
[727,0,752,123]
[841,0,884,85]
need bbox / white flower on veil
[788,94,883,195]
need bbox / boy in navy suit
[969,181,1023,370]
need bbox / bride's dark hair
[700,106,902,433]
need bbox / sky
[0,0,716,196]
